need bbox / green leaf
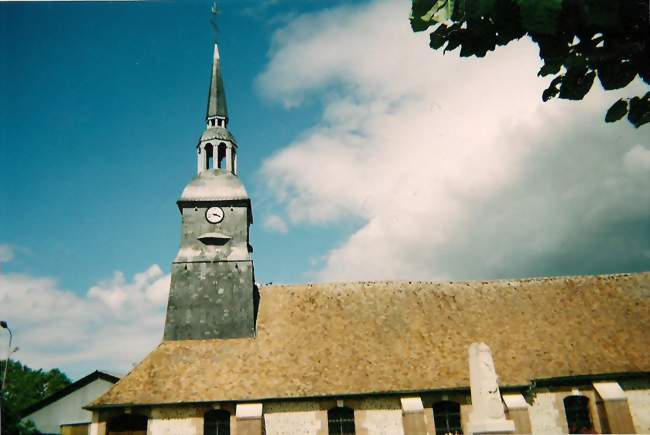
[429,25,451,49]
[410,17,431,32]
[538,62,561,77]
[542,75,563,101]
[597,60,637,91]
[412,0,439,17]
[638,60,650,85]
[627,92,650,128]
[444,36,462,53]
[534,35,570,74]
[430,33,447,49]
[411,16,432,32]
[516,0,562,35]
[432,23,451,36]
[461,19,497,56]
[559,67,595,100]
[459,0,498,20]
[428,0,455,22]
[542,87,559,101]
[565,52,587,69]
[492,0,526,44]
[605,99,628,123]
[459,40,475,57]
[410,0,455,30]
[410,0,436,31]
[579,0,620,29]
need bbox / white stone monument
[467,342,515,435]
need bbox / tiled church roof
[90,272,650,408]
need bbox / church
[86,43,650,435]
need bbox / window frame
[564,395,593,434]
[433,400,463,435]
[203,409,231,435]
[327,406,356,435]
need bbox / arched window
[433,401,463,435]
[328,406,355,435]
[205,143,214,170]
[107,413,148,435]
[204,409,230,435]
[564,396,593,434]
[217,143,227,169]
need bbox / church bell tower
[163,44,256,340]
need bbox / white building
[22,370,119,435]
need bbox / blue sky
[0,0,357,291]
[1,0,648,378]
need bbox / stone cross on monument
[467,343,515,435]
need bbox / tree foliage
[411,0,650,127]
[0,359,71,435]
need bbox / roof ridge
[260,271,647,288]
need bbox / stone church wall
[148,407,202,435]
[528,392,566,434]
[356,409,404,435]
[89,382,649,435]
[525,386,641,435]
[627,389,650,433]
[262,397,406,435]
[264,401,326,435]
[351,397,404,435]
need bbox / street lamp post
[0,320,13,435]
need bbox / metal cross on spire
[210,1,221,41]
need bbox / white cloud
[263,213,289,234]
[88,264,169,310]
[623,145,650,173]
[257,0,650,281]
[0,265,170,378]
[0,244,14,264]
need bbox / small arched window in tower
[328,406,355,435]
[564,396,593,434]
[204,409,230,435]
[433,401,463,435]
[205,143,214,170]
[217,143,227,169]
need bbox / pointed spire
[206,43,228,123]
[198,43,238,176]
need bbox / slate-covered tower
[163,44,255,340]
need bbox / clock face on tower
[205,206,224,224]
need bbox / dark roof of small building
[90,272,650,408]
[22,370,120,416]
